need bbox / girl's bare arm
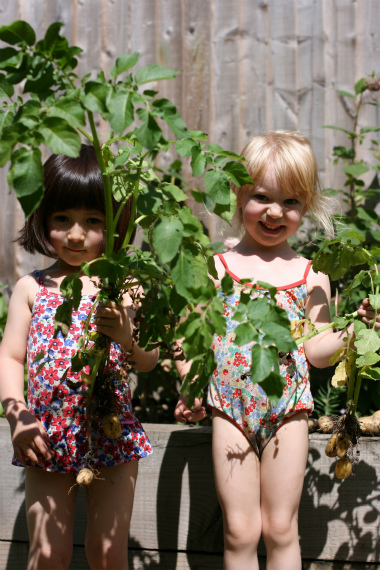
[0,276,54,466]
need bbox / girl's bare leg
[85,459,138,570]
[260,411,309,570]
[25,467,78,570]
[212,409,262,570]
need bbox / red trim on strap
[216,253,310,291]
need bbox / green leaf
[356,351,380,368]
[369,294,380,311]
[358,367,380,381]
[343,163,370,177]
[135,63,180,85]
[355,77,367,95]
[17,186,44,219]
[213,191,237,224]
[54,300,72,338]
[220,273,234,295]
[234,321,259,345]
[49,98,86,128]
[354,328,380,355]
[82,81,111,114]
[259,372,286,406]
[0,47,23,68]
[39,117,81,157]
[360,127,380,134]
[250,345,279,384]
[162,182,187,202]
[153,98,188,138]
[207,144,244,160]
[60,274,83,310]
[335,89,355,98]
[175,138,197,157]
[191,146,207,177]
[152,216,184,264]
[9,147,44,198]
[0,75,14,98]
[110,52,139,79]
[261,322,296,352]
[222,161,252,186]
[135,108,162,150]
[204,169,231,205]
[107,90,134,134]
[0,21,35,46]
[171,250,195,297]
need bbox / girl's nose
[267,203,283,218]
[68,223,85,240]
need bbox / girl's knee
[27,545,72,570]
[224,514,261,551]
[261,513,298,548]
[85,538,128,570]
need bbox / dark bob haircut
[18,144,135,257]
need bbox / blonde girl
[175,131,378,570]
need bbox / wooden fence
[1,0,380,294]
[1,420,380,569]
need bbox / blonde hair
[232,131,334,237]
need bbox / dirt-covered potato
[325,433,339,457]
[335,457,352,480]
[336,436,350,459]
[76,467,94,487]
[308,418,318,433]
[318,416,334,433]
[103,413,122,439]
[359,416,380,435]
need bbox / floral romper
[208,254,314,457]
[13,271,152,473]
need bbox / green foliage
[1,20,294,410]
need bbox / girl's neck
[39,260,100,296]
[232,233,298,262]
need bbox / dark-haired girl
[0,145,158,570]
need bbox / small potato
[335,457,353,480]
[325,433,339,457]
[308,418,318,433]
[336,436,350,459]
[318,416,334,433]
[372,410,380,421]
[359,416,380,436]
[103,413,122,439]
[76,467,94,487]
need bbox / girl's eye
[284,198,299,206]
[87,217,104,225]
[53,215,69,223]
[253,193,269,202]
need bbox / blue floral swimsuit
[207,254,314,457]
[13,271,152,473]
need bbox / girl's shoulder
[12,273,40,311]
[305,263,331,296]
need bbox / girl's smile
[47,208,106,267]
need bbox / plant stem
[87,111,114,256]
[121,157,143,249]
[296,311,358,345]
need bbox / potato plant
[0,20,297,482]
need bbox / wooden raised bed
[1,419,380,569]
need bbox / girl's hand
[94,301,133,350]
[357,298,380,329]
[9,407,54,468]
[174,395,206,424]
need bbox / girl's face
[47,208,106,268]
[238,163,307,249]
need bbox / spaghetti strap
[216,253,228,270]
[303,260,312,280]
[34,270,44,286]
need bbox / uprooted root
[324,412,361,479]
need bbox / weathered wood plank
[1,420,380,567]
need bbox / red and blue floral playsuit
[13,271,152,473]
[207,254,314,457]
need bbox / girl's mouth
[260,221,283,234]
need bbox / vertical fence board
[1,0,380,287]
